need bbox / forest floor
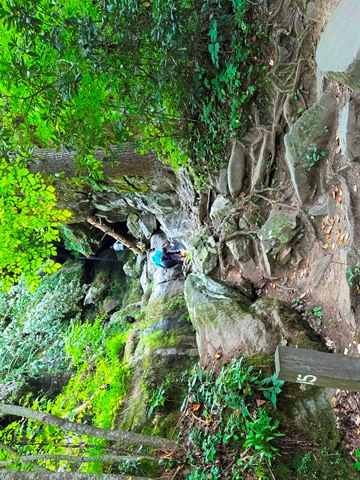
[202,0,360,457]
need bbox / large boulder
[338,99,360,162]
[184,272,322,364]
[118,264,197,435]
[184,275,342,470]
[210,167,229,196]
[138,212,157,240]
[188,231,218,274]
[284,92,337,204]
[126,213,141,239]
[157,208,193,245]
[316,0,360,92]
[209,195,233,229]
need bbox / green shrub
[0,0,267,190]
[0,315,132,473]
[61,317,131,429]
[0,264,87,386]
[182,357,284,479]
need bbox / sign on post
[275,346,360,392]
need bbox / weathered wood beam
[87,217,143,255]
[275,346,360,391]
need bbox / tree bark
[87,217,143,254]
[0,473,153,480]
[28,144,176,223]
[0,403,178,450]
[0,452,157,466]
[30,145,173,179]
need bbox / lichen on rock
[184,272,322,365]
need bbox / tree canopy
[0,0,194,158]
[0,0,264,288]
[0,0,263,164]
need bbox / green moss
[116,371,149,432]
[122,278,143,309]
[276,382,340,451]
[116,286,196,437]
[251,298,324,351]
[194,306,221,330]
[287,106,326,167]
[142,410,181,439]
[118,352,193,437]
[257,210,297,245]
[113,177,150,193]
[142,328,189,351]
[164,294,187,313]
[243,353,275,377]
[59,224,98,257]
[145,291,187,322]
[273,448,357,479]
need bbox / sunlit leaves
[183,358,284,477]
[0,160,71,291]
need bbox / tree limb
[87,216,143,254]
[0,403,178,451]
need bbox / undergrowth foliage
[180,358,284,479]
[185,0,267,187]
[0,315,132,474]
[0,264,86,387]
[61,317,131,430]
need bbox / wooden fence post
[275,346,360,391]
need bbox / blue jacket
[151,250,165,268]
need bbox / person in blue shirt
[150,245,186,269]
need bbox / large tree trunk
[0,403,177,450]
[28,145,177,223]
[30,144,174,179]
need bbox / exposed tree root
[330,172,355,242]
[297,207,318,245]
[254,240,272,278]
[215,2,326,286]
[268,0,286,22]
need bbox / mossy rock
[257,209,299,250]
[273,447,357,480]
[116,286,197,437]
[277,383,339,447]
[188,230,218,274]
[284,92,337,204]
[185,273,323,365]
